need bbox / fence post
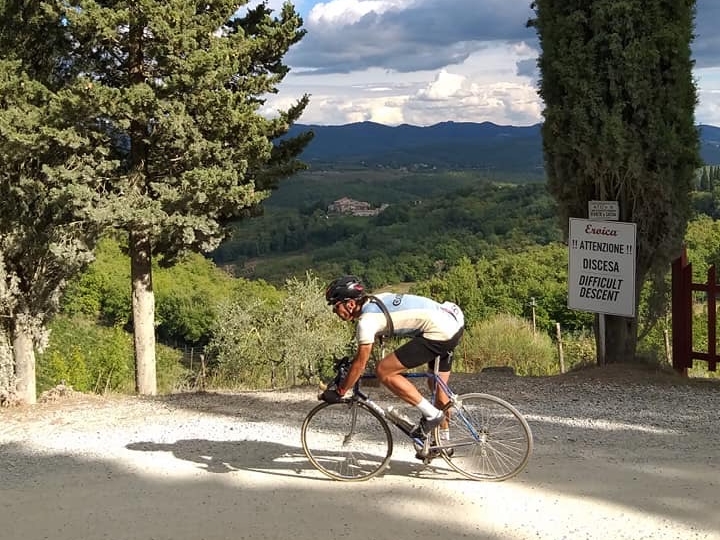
[555,322,565,374]
[199,353,206,392]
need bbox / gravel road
[1,365,719,540]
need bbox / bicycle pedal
[414,448,438,460]
[414,451,435,462]
[414,447,454,462]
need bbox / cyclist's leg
[378,340,446,431]
[424,329,463,429]
[428,368,451,426]
[375,352,424,405]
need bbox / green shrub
[37,315,187,394]
[156,344,190,393]
[459,314,558,376]
[558,329,597,372]
[37,317,130,393]
[689,360,720,379]
[636,322,672,367]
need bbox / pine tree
[0,60,103,403]
[3,1,311,395]
[529,0,701,363]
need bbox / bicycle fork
[342,402,362,445]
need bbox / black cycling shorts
[394,328,464,372]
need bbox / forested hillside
[213,165,720,287]
[32,144,720,395]
[213,177,562,286]
[35,168,720,395]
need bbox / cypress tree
[700,168,710,191]
[529,0,701,363]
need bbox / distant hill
[286,121,545,173]
[287,121,720,171]
[699,125,720,165]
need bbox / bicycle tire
[301,401,393,481]
[436,393,533,481]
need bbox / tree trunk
[13,318,36,404]
[596,314,637,364]
[0,326,15,404]
[130,231,157,395]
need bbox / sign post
[568,218,637,363]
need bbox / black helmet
[325,275,365,305]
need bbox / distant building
[327,197,388,216]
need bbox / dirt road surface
[1,366,719,540]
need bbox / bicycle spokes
[437,393,532,481]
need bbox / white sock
[416,398,442,419]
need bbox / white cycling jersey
[355,292,464,345]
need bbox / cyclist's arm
[338,343,373,394]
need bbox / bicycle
[301,357,533,482]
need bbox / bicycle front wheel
[438,393,533,481]
[301,401,393,481]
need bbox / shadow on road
[1,442,486,540]
[125,438,460,482]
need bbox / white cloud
[405,79,541,127]
[263,0,720,126]
[289,0,535,73]
[696,68,720,126]
[308,0,412,25]
[417,70,467,100]
[269,41,542,126]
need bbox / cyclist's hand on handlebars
[333,356,352,385]
[319,385,346,403]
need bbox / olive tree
[208,274,351,389]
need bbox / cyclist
[321,275,465,440]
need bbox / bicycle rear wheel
[301,401,393,481]
[437,393,532,481]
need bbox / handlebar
[316,357,352,400]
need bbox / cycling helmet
[325,275,365,305]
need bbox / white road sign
[588,200,619,221]
[568,218,637,317]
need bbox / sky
[253,0,720,127]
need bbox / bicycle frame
[345,366,481,454]
[305,355,533,481]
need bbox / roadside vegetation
[2,0,715,404]
[32,174,720,395]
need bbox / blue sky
[255,0,720,127]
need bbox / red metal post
[671,248,690,375]
[708,265,717,372]
[683,257,694,372]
